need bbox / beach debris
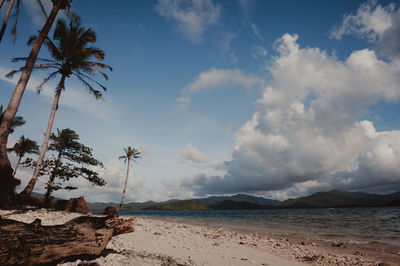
[102,206,118,217]
[0,215,133,265]
[16,194,89,214]
[331,242,346,248]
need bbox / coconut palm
[7,18,111,195]
[118,146,141,210]
[7,135,39,177]
[0,105,25,134]
[0,0,72,207]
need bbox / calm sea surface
[121,207,400,246]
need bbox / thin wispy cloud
[180,142,225,171]
[0,66,117,121]
[251,23,263,41]
[184,67,263,93]
[176,96,191,109]
[155,0,222,43]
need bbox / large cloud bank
[181,33,400,198]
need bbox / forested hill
[88,190,400,212]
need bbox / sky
[1,0,400,202]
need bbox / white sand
[1,210,382,265]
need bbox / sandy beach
[0,209,398,265]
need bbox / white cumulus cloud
[181,33,400,197]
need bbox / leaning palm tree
[7,135,39,177]
[7,18,112,195]
[0,0,72,207]
[118,146,141,211]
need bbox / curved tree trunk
[118,158,130,210]
[0,0,15,42]
[0,2,61,206]
[21,75,65,195]
[45,152,62,201]
[11,155,22,177]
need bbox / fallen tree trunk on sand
[0,215,134,265]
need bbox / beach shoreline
[136,215,400,264]
[1,209,398,265]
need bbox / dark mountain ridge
[88,190,400,212]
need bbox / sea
[120,207,400,255]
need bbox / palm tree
[7,135,39,177]
[118,146,141,211]
[0,105,25,134]
[7,18,111,195]
[0,0,72,207]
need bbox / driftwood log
[0,215,134,265]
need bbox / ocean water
[121,207,400,247]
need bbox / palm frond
[36,0,47,18]
[79,66,109,80]
[27,34,37,46]
[74,70,108,91]
[37,71,59,92]
[11,0,20,43]
[85,61,113,71]
[6,67,24,79]
[73,73,103,100]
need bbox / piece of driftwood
[0,215,134,265]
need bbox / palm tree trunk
[12,155,22,177]
[0,0,15,42]
[21,75,65,195]
[0,2,61,205]
[0,0,6,10]
[118,158,131,210]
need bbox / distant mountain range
[87,190,400,212]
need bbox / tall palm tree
[0,0,72,207]
[118,146,141,211]
[0,105,25,134]
[7,135,39,177]
[7,18,111,195]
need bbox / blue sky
[1,0,400,202]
